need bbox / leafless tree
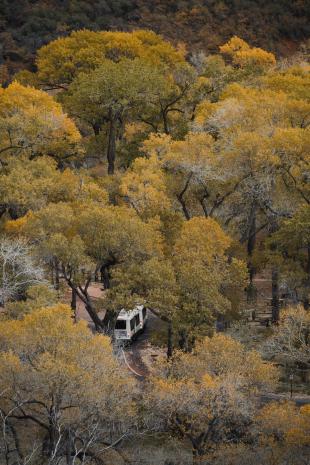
[264,305,310,368]
[0,237,45,306]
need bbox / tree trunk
[71,288,77,321]
[246,204,257,301]
[247,204,257,257]
[271,268,280,323]
[92,122,101,136]
[66,428,73,465]
[54,259,60,290]
[178,329,187,351]
[167,321,173,359]
[304,244,310,309]
[162,109,170,134]
[107,115,116,175]
[100,264,111,289]
[177,173,193,220]
[65,276,105,332]
[101,308,118,335]
[85,302,104,332]
[47,413,58,459]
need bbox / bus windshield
[115,320,126,330]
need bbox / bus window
[142,307,146,319]
[115,320,126,330]
[135,314,140,326]
[130,318,135,331]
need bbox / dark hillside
[0,0,309,78]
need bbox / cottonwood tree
[19,30,211,173]
[108,217,247,355]
[192,79,309,297]
[64,58,166,174]
[0,237,44,306]
[267,205,310,308]
[7,202,164,331]
[0,156,102,220]
[146,333,278,457]
[0,82,82,165]
[257,401,310,447]
[0,304,137,464]
[264,306,310,369]
[5,284,58,320]
[19,29,186,90]
[141,132,224,220]
[119,154,171,219]
[219,36,276,72]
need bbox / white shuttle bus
[114,305,147,342]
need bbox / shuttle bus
[114,305,147,342]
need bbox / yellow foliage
[173,216,231,263]
[0,82,81,161]
[262,67,310,101]
[34,29,186,87]
[220,36,251,55]
[257,401,310,446]
[120,154,171,217]
[220,36,275,69]
[0,304,136,427]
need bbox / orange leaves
[257,401,310,446]
[173,216,231,264]
[147,333,279,455]
[220,36,276,69]
[120,154,171,218]
[35,29,186,88]
[220,36,251,55]
[0,303,136,422]
[0,82,82,162]
[196,333,279,391]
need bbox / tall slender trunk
[177,173,193,220]
[178,329,187,351]
[304,244,310,309]
[246,204,257,301]
[54,259,60,290]
[85,302,104,331]
[64,272,105,332]
[162,109,170,134]
[167,321,173,359]
[66,428,73,465]
[271,268,280,323]
[247,204,257,258]
[107,115,116,175]
[71,288,77,321]
[100,264,110,289]
[101,308,118,334]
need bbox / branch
[209,174,251,217]
[282,168,310,205]
[177,172,193,220]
